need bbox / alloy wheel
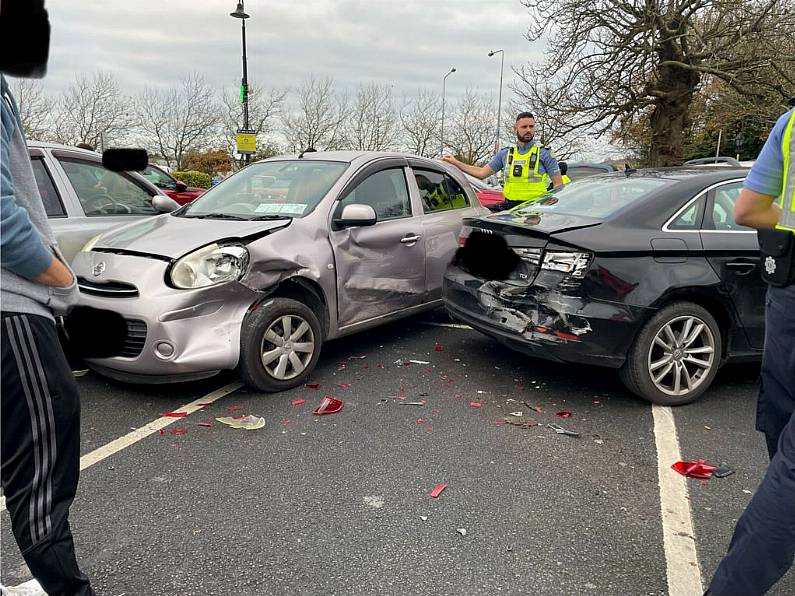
[647,315,716,397]
[259,315,316,381]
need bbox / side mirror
[152,194,180,213]
[333,204,377,229]
[175,180,188,192]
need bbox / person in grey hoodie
[1,51,95,596]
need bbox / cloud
[42,0,546,103]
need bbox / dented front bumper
[442,265,651,368]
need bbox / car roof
[590,166,748,184]
[27,140,102,156]
[261,150,445,167]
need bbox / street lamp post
[488,50,504,155]
[230,1,251,165]
[440,67,456,157]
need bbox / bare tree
[447,89,495,165]
[51,71,136,148]
[515,0,795,166]
[220,84,286,169]
[281,75,350,152]
[10,78,52,141]
[136,73,220,170]
[399,89,441,157]
[345,83,398,151]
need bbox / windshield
[511,175,673,219]
[180,160,348,219]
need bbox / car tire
[619,302,722,406]
[237,297,323,392]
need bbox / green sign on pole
[239,84,248,104]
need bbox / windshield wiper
[183,212,246,220]
[246,214,293,221]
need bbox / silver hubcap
[648,315,715,397]
[260,315,315,381]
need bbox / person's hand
[33,255,74,288]
[441,154,457,165]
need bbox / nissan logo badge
[92,261,106,277]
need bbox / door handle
[726,261,756,274]
[400,234,422,244]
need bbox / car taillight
[540,251,591,277]
[458,227,472,247]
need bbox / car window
[142,165,176,190]
[668,196,704,230]
[340,168,411,220]
[705,181,751,231]
[183,160,348,219]
[511,175,673,220]
[30,158,66,217]
[415,169,469,213]
[58,159,158,216]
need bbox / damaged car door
[329,163,426,329]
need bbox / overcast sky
[43,0,545,104]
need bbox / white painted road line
[652,404,703,596]
[0,381,242,513]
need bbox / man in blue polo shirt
[706,106,795,595]
[442,111,562,209]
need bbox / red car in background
[141,164,206,205]
[465,174,504,210]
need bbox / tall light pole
[440,67,456,157]
[488,50,504,155]
[230,1,252,165]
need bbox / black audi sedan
[443,167,762,405]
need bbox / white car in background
[29,142,179,262]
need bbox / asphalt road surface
[2,308,792,595]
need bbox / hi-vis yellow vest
[502,145,549,203]
[778,109,795,234]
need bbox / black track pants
[1,313,94,596]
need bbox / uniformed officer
[442,111,562,209]
[706,106,795,595]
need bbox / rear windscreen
[513,176,673,219]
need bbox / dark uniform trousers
[1,313,94,596]
[709,284,795,595]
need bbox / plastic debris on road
[216,415,266,430]
[525,402,544,413]
[313,396,344,415]
[197,422,214,428]
[430,483,447,498]
[291,399,306,406]
[713,463,735,478]
[468,402,482,408]
[161,412,188,418]
[671,460,719,480]
[547,423,579,437]
[170,428,188,436]
[456,528,467,536]
[556,411,573,418]
[338,383,351,389]
[226,405,243,411]
[305,383,321,390]
[504,417,541,429]
[399,401,426,406]
[435,343,444,352]
[508,411,523,417]
[420,515,428,521]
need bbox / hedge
[172,170,212,189]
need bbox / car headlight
[170,244,249,289]
[81,234,102,252]
[541,251,591,277]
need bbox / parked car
[141,163,206,205]
[29,142,179,262]
[71,151,487,391]
[465,173,505,210]
[443,167,761,405]
[565,162,618,181]
[684,156,756,168]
